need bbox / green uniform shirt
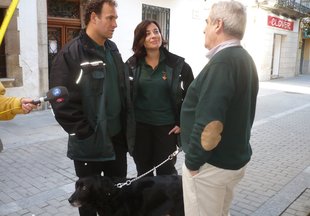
[135,51,175,125]
[93,42,121,136]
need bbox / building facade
[0,0,48,102]
[250,0,310,80]
[0,0,309,99]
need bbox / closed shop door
[272,34,282,78]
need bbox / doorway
[47,0,81,84]
[300,39,310,74]
[47,18,80,73]
[271,34,282,78]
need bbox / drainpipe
[0,0,20,46]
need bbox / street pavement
[0,74,310,216]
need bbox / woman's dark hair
[132,20,167,59]
[84,0,117,26]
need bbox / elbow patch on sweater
[201,120,223,151]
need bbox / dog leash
[116,147,182,188]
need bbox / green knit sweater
[180,46,259,170]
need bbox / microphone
[31,86,69,105]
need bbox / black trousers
[73,131,127,216]
[133,122,178,177]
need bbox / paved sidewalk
[0,75,310,216]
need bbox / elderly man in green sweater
[180,1,259,215]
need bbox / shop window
[142,4,170,48]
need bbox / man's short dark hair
[84,0,117,26]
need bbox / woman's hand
[168,125,180,135]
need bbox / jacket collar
[127,47,184,69]
[206,39,241,60]
[79,29,118,53]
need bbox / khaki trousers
[182,163,246,216]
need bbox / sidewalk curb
[251,166,310,216]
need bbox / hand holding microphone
[31,86,69,105]
[0,85,69,118]
[0,86,68,117]
[21,98,37,114]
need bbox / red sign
[267,16,294,31]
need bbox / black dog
[68,175,184,216]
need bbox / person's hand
[20,98,37,114]
[168,125,180,135]
[189,169,199,177]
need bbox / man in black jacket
[49,1,134,215]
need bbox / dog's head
[68,175,116,209]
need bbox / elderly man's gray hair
[209,1,247,40]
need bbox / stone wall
[0,1,22,87]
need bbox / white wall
[113,0,141,61]
[7,0,40,98]
[113,0,208,76]
[169,0,208,77]
[243,8,274,81]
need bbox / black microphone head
[46,86,69,103]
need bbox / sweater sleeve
[185,62,235,170]
[0,82,23,120]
